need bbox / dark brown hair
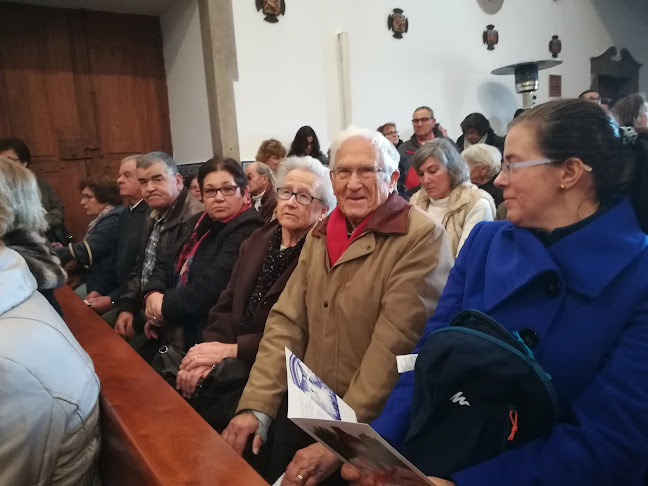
[198,156,247,190]
[611,93,647,127]
[0,137,31,165]
[511,98,648,232]
[79,176,122,205]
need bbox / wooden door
[0,3,172,240]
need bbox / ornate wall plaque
[483,25,499,50]
[549,74,562,97]
[256,0,285,23]
[387,9,408,39]
[549,35,562,58]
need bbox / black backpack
[402,310,560,478]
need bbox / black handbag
[190,358,250,433]
[46,223,73,245]
[150,344,186,388]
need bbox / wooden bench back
[55,286,268,486]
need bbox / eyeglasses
[383,130,399,136]
[202,185,239,198]
[412,117,432,124]
[331,166,386,181]
[501,158,593,174]
[276,187,322,205]
[80,194,95,201]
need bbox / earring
[559,184,565,190]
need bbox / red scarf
[325,207,372,266]
[175,203,251,285]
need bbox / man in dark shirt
[86,155,151,322]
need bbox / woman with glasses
[288,126,329,166]
[409,138,495,257]
[222,127,453,486]
[175,156,333,402]
[347,99,648,486]
[378,123,402,148]
[55,175,123,302]
[141,158,264,348]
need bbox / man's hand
[282,443,341,486]
[180,342,238,371]
[115,311,135,339]
[86,295,113,314]
[222,412,263,456]
[144,292,164,321]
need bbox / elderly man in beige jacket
[222,126,454,485]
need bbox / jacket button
[519,328,539,348]
[323,301,329,308]
[544,274,561,297]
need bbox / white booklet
[284,348,432,486]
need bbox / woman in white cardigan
[409,139,495,256]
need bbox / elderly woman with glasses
[175,157,333,403]
[410,139,496,257]
[222,126,454,486]
[142,158,264,348]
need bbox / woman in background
[288,126,329,166]
[409,139,495,256]
[55,175,123,303]
[456,113,505,154]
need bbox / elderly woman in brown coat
[222,126,454,486]
[175,156,335,398]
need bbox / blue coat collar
[485,197,648,309]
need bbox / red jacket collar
[312,194,410,238]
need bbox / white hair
[0,157,47,238]
[328,126,400,179]
[275,156,336,213]
[461,144,502,180]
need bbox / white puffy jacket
[0,246,100,485]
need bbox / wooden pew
[55,286,269,486]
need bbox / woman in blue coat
[343,99,648,486]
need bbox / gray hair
[328,126,400,179]
[461,144,502,179]
[121,154,140,165]
[412,139,470,188]
[137,151,179,176]
[250,161,274,185]
[414,106,435,118]
[0,157,47,238]
[275,156,336,213]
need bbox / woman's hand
[144,318,165,340]
[180,341,238,371]
[176,365,212,399]
[282,443,341,486]
[144,292,164,321]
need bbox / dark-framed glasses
[203,185,239,198]
[383,130,399,137]
[277,187,322,206]
[331,166,385,181]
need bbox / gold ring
[296,475,304,481]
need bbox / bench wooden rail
[55,286,269,486]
